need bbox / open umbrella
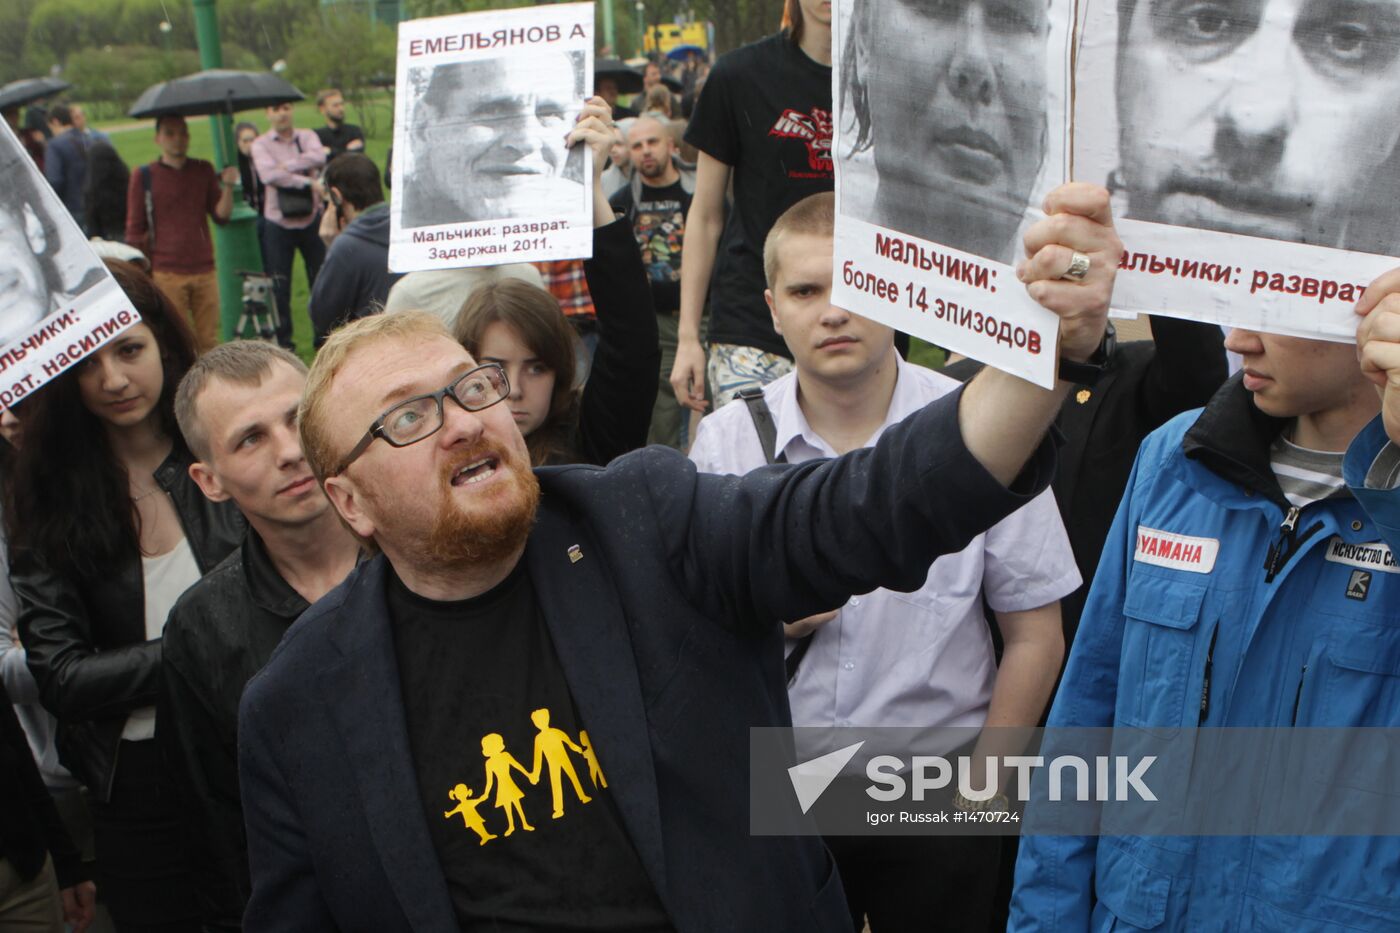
[0,76,71,111]
[128,69,304,119]
[594,58,644,95]
[665,44,706,62]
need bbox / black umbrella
[128,69,304,119]
[0,76,71,111]
[594,59,644,95]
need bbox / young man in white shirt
[688,192,1079,931]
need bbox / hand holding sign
[566,96,614,182]
[569,96,620,228]
[1018,183,1123,364]
[1355,269,1400,445]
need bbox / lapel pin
[1076,389,1092,405]
[567,545,583,564]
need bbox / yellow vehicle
[643,21,709,58]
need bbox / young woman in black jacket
[451,98,660,467]
[9,261,244,931]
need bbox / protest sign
[831,0,1075,387]
[1074,0,1400,340]
[390,2,595,273]
[0,122,140,408]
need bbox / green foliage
[0,0,41,83]
[283,8,395,134]
[65,45,203,108]
[402,0,529,18]
[220,0,319,65]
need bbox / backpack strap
[737,385,811,679]
[140,164,156,250]
[736,386,785,466]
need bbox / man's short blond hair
[175,341,306,461]
[763,192,835,287]
[300,310,455,482]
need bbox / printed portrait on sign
[839,0,1051,264]
[399,50,588,229]
[1107,0,1400,254]
[0,127,104,347]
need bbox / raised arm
[567,98,661,464]
[639,384,1057,634]
[959,184,1122,486]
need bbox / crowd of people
[4,0,1400,931]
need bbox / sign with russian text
[1074,0,1400,339]
[389,2,595,272]
[831,0,1075,387]
[0,122,139,408]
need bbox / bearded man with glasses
[235,175,1125,928]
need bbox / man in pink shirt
[252,102,327,350]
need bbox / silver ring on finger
[1061,251,1091,282]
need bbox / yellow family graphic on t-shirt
[442,707,608,845]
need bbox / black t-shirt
[315,122,366,160]
[684,32,833,357]
[610,178,692,314]
[388,564,671,933]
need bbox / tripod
[234,271,281,343]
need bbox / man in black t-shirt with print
[611,116,696,449]
[668,0,836,414]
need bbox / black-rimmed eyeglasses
[329,364,511,476]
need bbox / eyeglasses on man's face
[330,363,511,476]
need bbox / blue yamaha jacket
[1010,376,1400,932]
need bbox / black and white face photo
[0,128,100,347]
[402,51,587,228]
[841,0,1051,263]
[1113,0,1400,253]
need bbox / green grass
[102,95,394,362]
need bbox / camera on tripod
[235,270,280,343]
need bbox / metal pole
[191,0,265,342]
[601,0,615,54]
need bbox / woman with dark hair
[9,260,244,931]
[454,236,660,466]
[82,141,130,243]
[452,98,659,466]
[234,121,264,218]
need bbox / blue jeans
[262,214,326,348]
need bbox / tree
[0,0,41,84]
[284,8,395,133]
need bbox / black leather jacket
[13,447,244,800]
[158,530,312,932]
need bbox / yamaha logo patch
[1134,526,1219,573]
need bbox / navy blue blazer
[238,388,1055,932]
